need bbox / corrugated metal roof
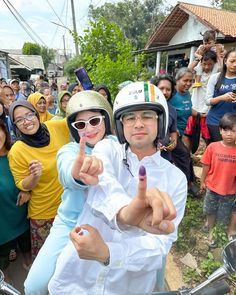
[145,2,236,49]
[9,54,45,70]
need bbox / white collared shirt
[49,138,187,295]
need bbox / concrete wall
[169,16,224,46]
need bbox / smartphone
[74,67,93,90]
[232,88,236,94]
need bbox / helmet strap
[122,143,134,177]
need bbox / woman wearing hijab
[94,84,113,107]
[52,91,72,120]
[27,92,54,123]
[8,100,70,260]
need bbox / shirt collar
[125,144,161,166]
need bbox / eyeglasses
[71,115,105,131]
[14,112,36,126]
[120,111,158,126]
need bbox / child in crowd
[200,113,236,246]
[193,30,224,88]
[184,50,219,152]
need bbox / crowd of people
[0,32,236,294]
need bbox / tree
[40,46,55,69]
[22,42,55,69]
[64,17,144,98]
[88,0,168,50]
[22,42,41,55]
[211,0,236,10]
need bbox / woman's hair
[2,85,14,93]
[175,67,193,81]
[201,50,217,63]
[219,112,236,130]
[0,119,11,151]
[150,74,176,98]
[215,47,236,90]
[94,84,113,107]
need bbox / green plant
[200,252,221,276]
[212,223,229,248]
[64,17,145,98]
[183,267,201,284]
[174,198,204,252]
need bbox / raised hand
[117,166,176,235]
[71,136,103,185]
[70,224,109,263]
[29,160,43,178]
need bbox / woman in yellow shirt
[8,100,69,260]
[27,92,54,122]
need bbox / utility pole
[62,35,67,61]
[71,0,79,56]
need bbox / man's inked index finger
[137,165,147,199]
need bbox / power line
[46,0,66,26]
[49,0,68,46]
[4,0,47,46]
[2,0,39,44]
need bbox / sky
[0,0,213,55]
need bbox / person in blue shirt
[169,68,199,196]
[24,91,114,295]
[205,47,236,142]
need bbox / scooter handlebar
[196,279,230,295]
[0,282,21,295]
[152,279,230,295]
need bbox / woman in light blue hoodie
[24,90,114,295]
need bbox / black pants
[171,137,195,182]
[207,124,222,143]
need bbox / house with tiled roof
[144,2,236,74]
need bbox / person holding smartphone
[206,47,236,142]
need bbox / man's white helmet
[113,81,168,144]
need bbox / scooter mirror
[222,238,236,273]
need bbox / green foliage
[89,52,144,99]
[22,42,41,55]
[211,224,229,248]
[63,55,82,82]
[183,267,201,284]
[88,0,168,49]
[22,42,55,70]
[175,197,204,252]
[211,0,236,10]
[200,252,221,276]
[64,17,144,98]
[138,67,155,81]
[78,17,131,68]
[40,46,55,69]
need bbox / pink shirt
[201,141,236,195]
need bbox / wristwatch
[195,58,201,62]
[103,256,110,266]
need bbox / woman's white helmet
[113,81,168,144]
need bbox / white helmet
[113,81,168,144]
[67,90,113,143]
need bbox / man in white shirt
[49,82,187,295]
